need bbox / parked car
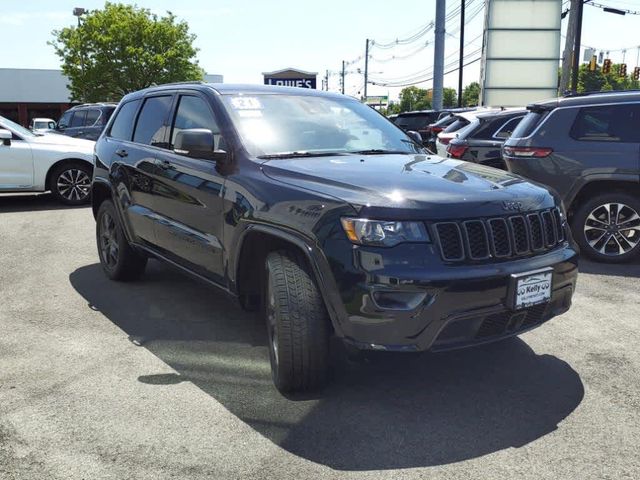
[503,91,640,263]
[424,113,460,152]
[92,83,578,393]
[29,117,57,133]
[393,110,441,140]
[446,109,526,169]
[55,103,117,141]
[394,108,475,151]
[0,115,94,204]
[435,110,488,156]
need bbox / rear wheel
[96,200,147,280]
[572,192,640,263]
[264,250,330,393]
[50,162,92,205]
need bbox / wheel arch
[91,178,113,219]
[233,224,346,336]
[45,157,94,192]
[567,175,640,218]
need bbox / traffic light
[634,67,640,81]
[589,55,597,72]
[603,58,612,74]
[620,63,627,77]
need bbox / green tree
[462,82,481,107]
[50,2,203,102]
[398,86,431,112]
[443,88,457,108]
[577,62,640,93]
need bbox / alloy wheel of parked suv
[573,193,640,262]
[51,163,92,205]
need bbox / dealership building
[0,68,223,127]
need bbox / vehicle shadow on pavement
[0,193,88,213]
[70,261,585,471]
[578,258,640,278]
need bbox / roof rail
[149,80,205,87]
[562,89,640,98]
[72,102,118,107]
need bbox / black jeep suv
[503,91,640,263]
[91,83,578,393]
[56,103,117,141]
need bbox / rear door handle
[156,159,175,170]
[115,149,128,158]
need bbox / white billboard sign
[480,0,562,107]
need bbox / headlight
[340,218,430,247]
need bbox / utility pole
[73,7,87,102]
[570,0,585,93]
[560,0,579,94]
[325,69,329,91]
[341,61,345,94]
[457,0,465,107]
[364,39,370,100]
[433,0,446,110]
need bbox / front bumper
[325,240,578,352]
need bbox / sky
[1,0,640,101]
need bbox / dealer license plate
[510,269,552,310]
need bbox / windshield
[221,94,424,157]
[0,115,35,138]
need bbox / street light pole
[73,7,87,103]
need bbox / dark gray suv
[56,103,117,141]
[503,91,640,263]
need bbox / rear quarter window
[109,100,141,141]
[510,111,549,139]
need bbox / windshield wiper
[348,149,412,155]
[257,151,348,159]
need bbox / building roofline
[261,68,318,76]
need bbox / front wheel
[265,250,330,393]
[572,192,640,263]
[50,162,92,205]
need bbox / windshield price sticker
[230,97,262,110]
[514,271,552,309]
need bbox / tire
[264,250,330,393]
[96,200,147,281]
[571,192,640,263]
[50,161,93,205]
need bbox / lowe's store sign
[264,77,316,89]
[262,69,317,89]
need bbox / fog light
[372,290,428,310]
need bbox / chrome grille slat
[433,208,563,263]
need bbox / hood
[30,133,95,151]
[261,154,555,220]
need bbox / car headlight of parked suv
[341,218,430,247]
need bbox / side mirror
[0,129,11,146]
[174,128,229,162]
[407,130,423,144]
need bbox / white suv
[0,115,95,205]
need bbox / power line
[369,49,482,86]
[370,57,482,88]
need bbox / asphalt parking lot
[1,193,639,480]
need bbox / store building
[0,68,224,127]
